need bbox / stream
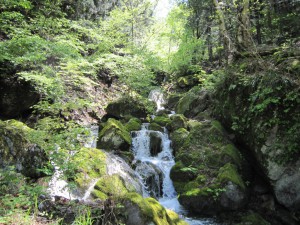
[131,122,218,225]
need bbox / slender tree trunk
[236,0,252,51]
[212,0,234,64]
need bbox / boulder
[168,114,188,131]
[175,87,211,118]
[0,76,39,118]
[122,192,188,225]
[125,118,142,132]
[170,120,248,215]
[0,120,49,178]
[170,128,189,153]
[105,96,154,120]
[152,116,171,127]
[97,118,131,151]
[149,122,164,132]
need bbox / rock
[97,118,131,151]
[175,87,211,118]
[135,161,163,198]
[170,120,248,215]
[105,96,154,120]
[149,122,164,132]
[0,120,49,178]
[0,76,39,118]
[214,72,300,212]
[125,118,142,132]
[152,116,171,127]
[149,132,162,156]
[122,192,188,225]
[166,93,182,110]
[238,213,270,225]
[170,128,189,153]
[168,114,188,131]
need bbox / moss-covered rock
[125,118,142,132]
[122,192,188,225]
[152,116,171,127]
[97,118,131,151]
[170,120,248,215]
[0,119,49,178]
[106,95,155,119]
[170,128,189,153]
[167,114,187,131]
[149,122,164,132]
[92,174,131,200]
[72,147,106,193]
[213,70,300,211]
[175,87,211,118]
[166,93,183,110]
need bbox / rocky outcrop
[0,120,49,178]
[170,119,248,215]
[0,76,39,118]
[214,71,300,212]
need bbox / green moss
[166,209,189,225]
[94,174,129,198]
[187,120,202,130]
[217,163,245,190]
[123,193,187,225]
[170,128,189,152]
[211,120,224,133]
[99,118,131,144]
[175,86,201,115]
[152,116,171,127]
[149,122,164,132]
[224,144,242,166]
[169,114,187,131]
[238,213,270,225]
[73,148,106,190]
[125,117,142,132]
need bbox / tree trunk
[212,0,235,64]
[236,0,253,51]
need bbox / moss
[99,118,131,144]
[98,118,131,151]
[175,86,201,115]
[73,148,106,190]
[168,114,187,131]
[94,174,129,198]
[149,122,164,132]
[211,120,225,133]
[152,116,171,127]
[166,209,188,225]
[125,117,142,132]
[224,144,242,167]
[170,128,189,152]
[217,163,245,190]
[187,120,202,130]
[123,193,187,225]
[238,213,270,225]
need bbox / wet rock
[168,114,188,131]
[0,120,49,178]
[149,132,162,156]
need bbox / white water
[149,89,166,111]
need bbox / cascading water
[131,89,219,225]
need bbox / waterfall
[149,89,166,111]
